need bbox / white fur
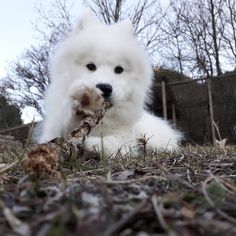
[38,12,182,156]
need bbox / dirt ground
[0,144,236,236]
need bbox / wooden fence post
[161,80,167,120]
[207,78,216,145]
[172,103,176,127]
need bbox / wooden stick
[207,78,216,146]
[171,103,176,127]
[161,80,167,120]
[53,99,111,157]
[23,100,111,178]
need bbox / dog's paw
[70,86,104,116]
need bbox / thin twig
[103,199,148,236]
[0,199,30,236]
[92,175,167,184]
[0,161,19,175]
[202,175,236,224]
[66,175,167,185]
[152,195,177,236]
[50,99,112,157]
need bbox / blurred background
[0,0,235,145]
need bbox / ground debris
[0,145,235,235]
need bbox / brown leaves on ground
[0,145,236,236]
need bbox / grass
[0,143,236,236]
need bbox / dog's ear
[118,19,134,36]
[74,10,99,32]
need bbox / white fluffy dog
[38,12,182,155]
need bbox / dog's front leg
[85,135,137,156]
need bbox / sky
[0,0,39,77]
[0,0,83,78]
[0,0,83,123]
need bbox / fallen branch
[23,100,111,178]
[53,99,111,157]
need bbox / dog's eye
[86,63,96,71]
[114,66,124,74]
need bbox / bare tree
[83,0,166,56]
[163,0,226,77]
[6,0,73,116]
[84,0,124,23]
[7,45,50,115]
[6,0,165,116]
[33,0,74,44]
[159,5,186,73]
[208,0,224,75]
[6,0,236,118]
[221,0,236,66]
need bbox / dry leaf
[180,205,195,219]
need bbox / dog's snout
[96,83,113,98]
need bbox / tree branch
[23,100,112,178]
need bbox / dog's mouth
[103,96,113,107]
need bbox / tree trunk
[209,0,222,75]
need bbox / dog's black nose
[96,83,113,98]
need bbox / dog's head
[51,11,152,111]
